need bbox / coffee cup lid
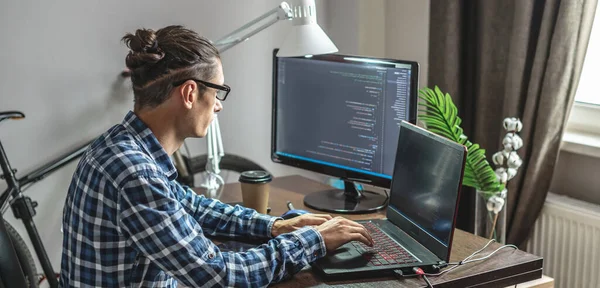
[239,170,273,184]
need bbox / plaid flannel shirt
[59,111,326,287]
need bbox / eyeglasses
[173,78,231,101]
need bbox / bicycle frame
[0,141,90,207]
[0,139,91,288]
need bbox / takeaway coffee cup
[239,170,273,214]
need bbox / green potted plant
[418,86,523,243]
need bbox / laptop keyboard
[351,222,419,266]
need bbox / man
[59,25,373,287]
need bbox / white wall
[0,0,430,272]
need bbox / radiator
[526,192,600,288]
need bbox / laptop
[312,120,467,279]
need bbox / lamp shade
[277,0,338,57]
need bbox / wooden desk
[195,175,543,288]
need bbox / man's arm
[118,174,326,287]
[176,183,279,239]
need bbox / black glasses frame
[173,78,231,101]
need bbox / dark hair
[122,25,220,109]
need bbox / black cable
[423,275,433,288]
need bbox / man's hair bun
[122,28,165,70]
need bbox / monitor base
[303,180,388,214]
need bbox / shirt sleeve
[176,183,279,239]
[117,174,327,287]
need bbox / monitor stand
[303,179,388,214]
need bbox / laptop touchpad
[323,246,369,268]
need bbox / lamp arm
[213,2,293,53]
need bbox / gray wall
[0,0,431,271]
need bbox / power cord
[423,275,433,287]
[424,239,518,277]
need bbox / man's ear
[176,80,197,110]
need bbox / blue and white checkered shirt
[59,111,326,287]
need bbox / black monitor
[271,49,419,213]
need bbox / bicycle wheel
[180,154,267,187]
[4,220,38,288]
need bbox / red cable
[413,267,425,276]
[413,267,433,287]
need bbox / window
[563,7,600,157]
[575,5,600,106]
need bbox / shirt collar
[122,111,178,181]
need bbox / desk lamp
[172,0,338,195]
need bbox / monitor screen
[271,50,419,188]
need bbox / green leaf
[417,86,503,196]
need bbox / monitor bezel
[271,49,419,189]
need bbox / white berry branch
[484,118,523,239]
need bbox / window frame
[566,102,600,134]
[562,102,600,158]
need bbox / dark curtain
[429,0,597,247]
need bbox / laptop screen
[388,121,465,260]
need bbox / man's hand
[315,217,373,252]
[271,214,333,237]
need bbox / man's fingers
[347,226,373,246]
[360,227,373,245]
[347,222,373,244]
[351,233,372,247]
[333,219,373,245]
